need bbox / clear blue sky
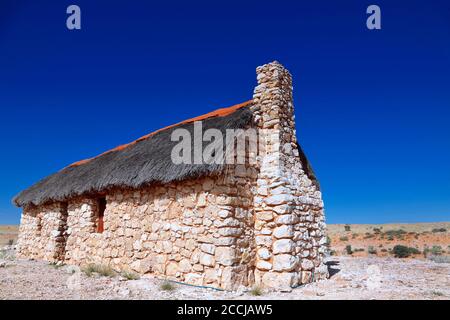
[0,0,449,224]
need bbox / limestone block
[257,247,271,260]
[185,273,204,286]
[218,228,242,237]
[166,262,179,276]
[204,268,219,284]
[261,272,298,290]
[273,225,294,239]
[273,239,295,254]
[179,259,192,273]
[200,243,215,255]
[256,211,273,221]
[256,260,272,271]
[199,253,215,267]
[265,194,293,206]
[255,236,272,247]
[275,214,298,225]
[273,254,297,271]
[215,247,236,266]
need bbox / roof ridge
[67,100,253,168]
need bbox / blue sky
[0,0,449,224]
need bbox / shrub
[8,239,14,246]
[381,248,388,252]
[431,245,443,256]
[121,271,140,280]
[160,280,175,291]
[344,225,351,232]
[82,264,116,277]
[384,229,406,238]
[354,248,364,252]
[368,246,377,254]
[373,228,382,234]
[409,247,421,254]
[364,234,374,239]
[250,286,263,296]
[339,236,349,242]
[326,236,331,246]
[432,228,447,233]
[329,250,336,256]
[345,245,353,255]
[392,245,420,258]
[393,245,410,258]
[352,233,358,239]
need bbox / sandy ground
[1,253,449,300]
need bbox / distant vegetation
[432,228,447,233]
[345,245,353,255]
[392,245,420,258]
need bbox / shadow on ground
[326,260,341,278]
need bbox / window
[97,197,106,233]
[36,214,42,236]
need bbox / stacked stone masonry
[16,61,328,290]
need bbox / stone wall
[18,167,257,290]
[17,202,68,262]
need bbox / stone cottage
[14,61,328,290]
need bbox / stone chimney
[251,61,328,290]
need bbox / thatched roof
[13,101,254,207]
[13,99,321,208]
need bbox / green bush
[432,228,447,233]
[82,264,116,277]
[121,271,140,280]
[384,229,406,239]
[250,286,263,296]
[160,281,176,291]
[431,245,443,255]
[339,236,349,241]
[345,245,353,255]
[393,245,410,258]
[392,245,420,258]
[344,225,351,232]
